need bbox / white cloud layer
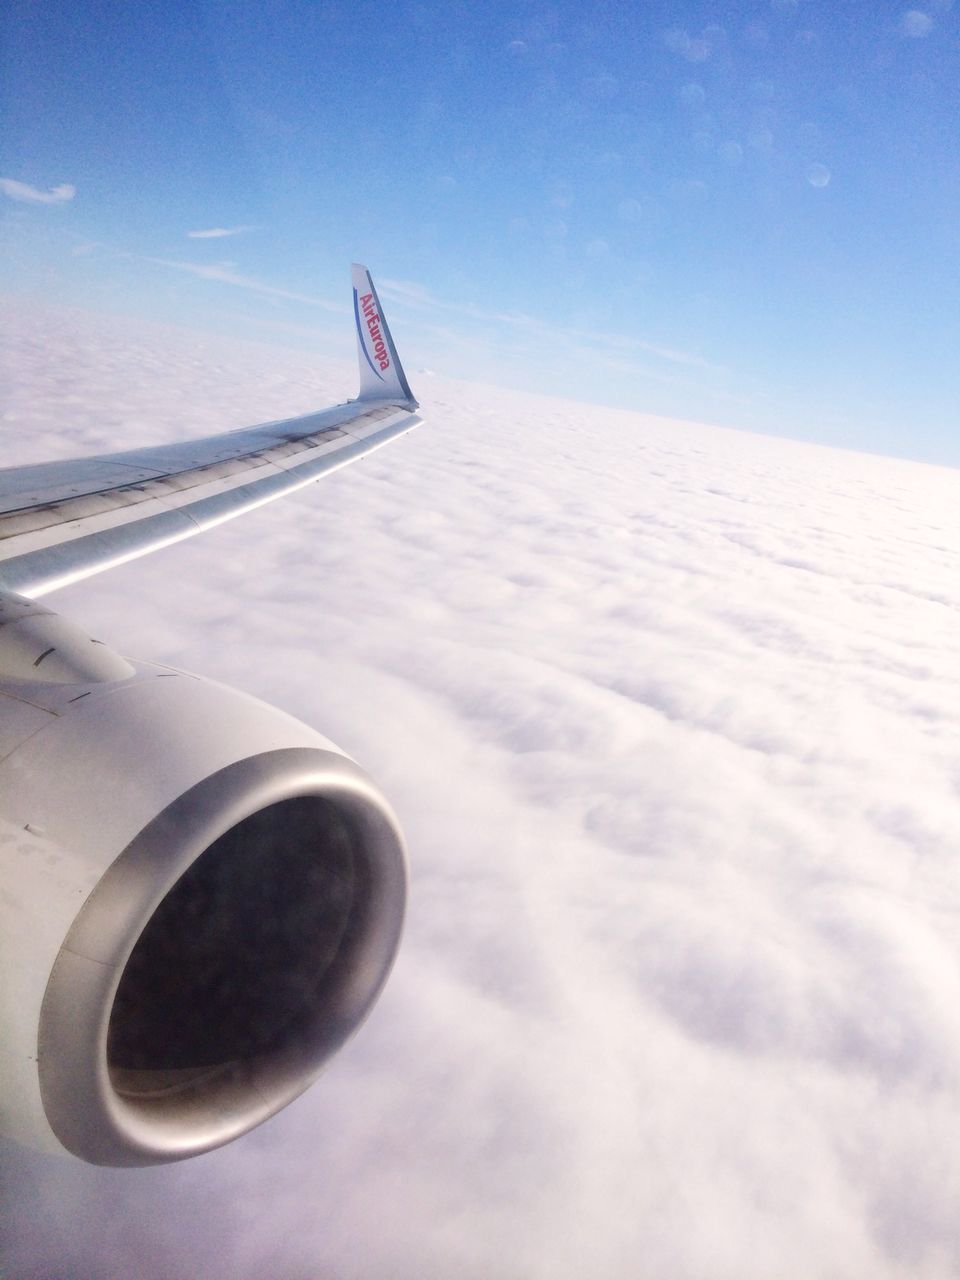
[0,178,75,205]
[2,298,960,1278]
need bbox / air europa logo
[360,294,391,372]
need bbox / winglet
[351,263,417,406]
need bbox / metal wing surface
[0,264,420,599]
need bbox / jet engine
[0,592,406,1166]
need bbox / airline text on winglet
[360,293,391,372]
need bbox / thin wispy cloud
[378,276,447,309]
[186,225,258,240]
[563,320,719,370]
[900,9,934,36]
[0,178,76,205]
[379,274,719,372]
[137,254,342,311]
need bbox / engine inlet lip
[37,747,407,1167]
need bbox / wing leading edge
[0,265,420,599]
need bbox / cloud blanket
[2,298,959,1279]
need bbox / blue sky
[3,0,959,463]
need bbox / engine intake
[40,747,404,1166]
[0,597,407,1166]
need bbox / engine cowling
[0,593,406,1166]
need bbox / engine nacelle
[0,593,406,1166]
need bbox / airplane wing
[0,263,417,1166]
[0,263,420,599]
